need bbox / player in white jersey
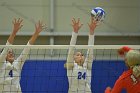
[0,18,45,93]
[64,18,98,93]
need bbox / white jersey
[68,63,91,93]
[0,41,31,93]
[67,32,94,93]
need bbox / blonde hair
[125,50,140,67]
[133,65,140,78]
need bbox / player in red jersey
[105,46,140,93]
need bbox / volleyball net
[0,45,139,93]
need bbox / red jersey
[105,70,140,93]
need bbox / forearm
[17,42,31,68]
[70,32,78,45]
[66,32,78,69]
[88,34,94,45]
[84,34,94,69]
[7,32,16,44]
[29,32,39,45]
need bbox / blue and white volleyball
[91,7,105,22]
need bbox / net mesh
[0,45,139,93]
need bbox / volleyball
[91,7,105,22]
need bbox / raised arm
[0,18,23,67]
[16,20,45,68]
[65,18,83,69]
[28,21,44,45]
[83,17,97,69]
[8,18,23,44]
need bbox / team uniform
[105,69,140,93]
[67,32,94,93]
[0,41,31,93]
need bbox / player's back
[121,71,140,93]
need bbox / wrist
[10,32,16,37]
[72,31,78,35]
[34,31,40,35]
[73,30,78,33]
[13,28,18,32]
[90,31,94,35]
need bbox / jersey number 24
[78,72,86,80]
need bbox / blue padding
[92,60,127,93]
[20,60,127,93]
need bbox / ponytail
[133,65,140,78]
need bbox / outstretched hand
[12,18,23,33]
[7,18,23,44]
[71,18,83,33]
[28,20,46,45]
[88,17,97,35]
[35,20,45,34]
